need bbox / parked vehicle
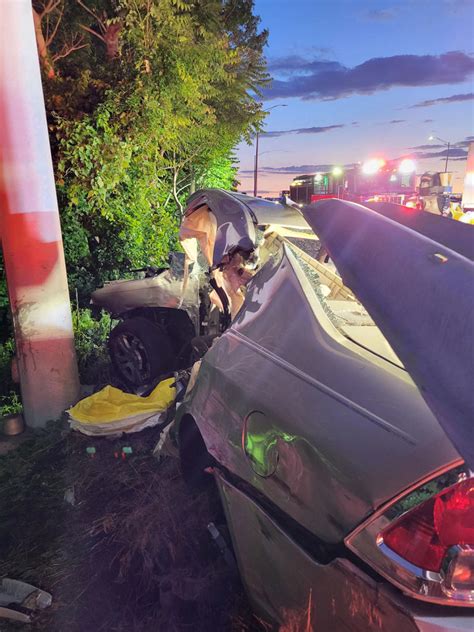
[172,191,473,630]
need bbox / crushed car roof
[184,189,309,268]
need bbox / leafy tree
[29,0,268,296]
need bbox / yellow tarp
[68,378,176,424]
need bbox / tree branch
[46,3,64,46]
[172,165,184,215]
[163,192,173,209]
[76,0,106,33]
[79,24,106,44]
[33,8,55,78]
[51,34,87,63]
[177,183,191,196]
[39,0,62,18]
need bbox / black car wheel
[109,317,174,388]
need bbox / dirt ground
[0,421,268,632]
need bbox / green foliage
[0,306,113,408]
[37,0,268,296]
[199,154,239,190]
[0,392,22,417]
[0,337,21,417]
[72,308,115,384]
[0,338,15,396]
[0,262,12,342]
[0,1,268,387]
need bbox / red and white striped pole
[0,0,79,426]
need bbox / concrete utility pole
[0,0,80,426]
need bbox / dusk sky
[237,0,474,196]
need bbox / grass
[0,421,265,631]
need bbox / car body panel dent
[177,245,458,542]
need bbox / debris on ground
[152,421,179,461]
[0,420,265,631]
[0,577,52,623]
[67,377,176,436]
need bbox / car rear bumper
[214,471,473,631]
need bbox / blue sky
[237,0,474,195]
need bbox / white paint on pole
[1,1,60,222]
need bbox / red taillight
[381,479,474,573]
[435,479,474,546]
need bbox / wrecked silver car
[171,191,473,630]
[91,191,309,388]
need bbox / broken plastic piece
[208,522,236,570]
[0,578,52,624]
[152,423,179,461]
[64,486,76,506]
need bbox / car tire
[108,317,174,389]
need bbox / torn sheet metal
[303,199,474,468]
[230,191,310,229]
[91,267,200,323]
[179,204,217,267]
[183,189,311,267]
[184,190,257,268]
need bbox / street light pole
[253,131,259,197]
[429,135,451,173]
[253,104,287,197]
[445,142,450,173]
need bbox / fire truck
[288,145,474,224]
[289,158,417,206]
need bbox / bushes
[1,0,269,392]
[72,308,115,385]
[0,338,15,393]
[0,392,22,417]
[0,338,19,417]
[38,0,268,298]
[0,308,114,417]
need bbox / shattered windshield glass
[285,240,404,368]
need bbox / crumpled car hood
[303,199,474,469]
